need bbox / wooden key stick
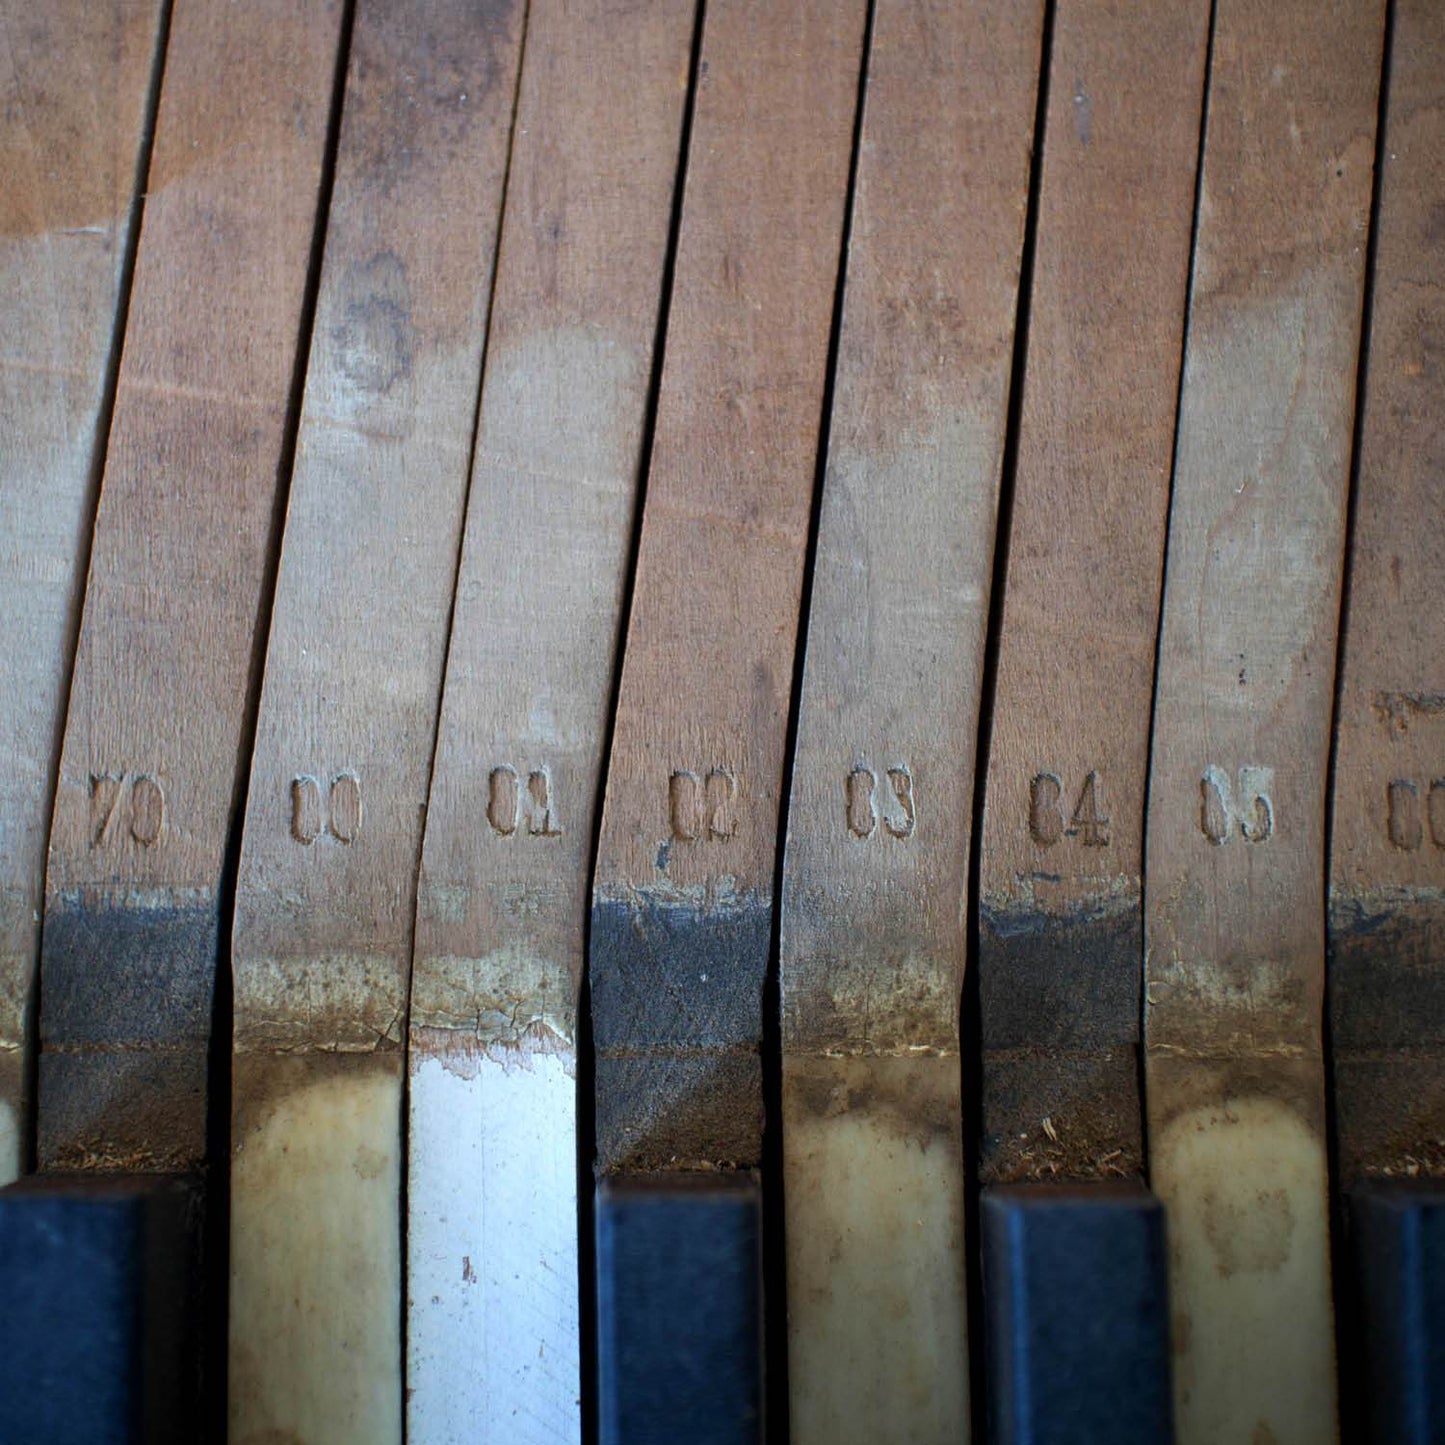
[0,0,166,1183]
[405,2,695,1439]
[978,0,1207,1183]
[38,0,345,1175]
[1328,6,1445,1433]
[1143,1,1385,1439]
[227,5,524,1442]
[776,0,1042,1438]
[1328,0,1445,1203]
[589,0,866,1431]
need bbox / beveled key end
[982,1181,1173,1445]
[1350,1180,1445,1445]
[0,1173,201,1444]
[597,1171,762,1445]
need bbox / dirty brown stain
[332,252,414,394]
[1199,1184,1294,1277]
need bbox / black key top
[983,1182,1173,1445]
[597,1174,762,1445]
[1351,1181,1445,1445]
[0,1174,199,1444]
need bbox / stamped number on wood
[845,765,916,841]
[486,765,562,838]
[1028,770,1109,848]
[1199,764,1275,844]
[89,772,167,848]
[1385,778,1445,851]
[290,772,362,845]
[669,768,739,842]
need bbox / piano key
[225,4,524,1441]
[978,0,1207,1190]
[37,0,344,1175]
[0,0,166,1183]
[1327,0,1445,1216]
[1349,1183,1445,1444]
[0,1173,199,1444]
[597,1175,763,1445]
[1142,0,1387,1438]
[588,0,867,1433]
[777,0,1041,1436]
[982,1184,1173,1445]
[975,3,1207,1434]
[404,0,695,1438]
[13,0,346,1426]
[1325,0,1445,1427]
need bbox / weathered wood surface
[589,0,867,1176]
[1143,0,1386,1438]
[1328,0,1445,1192]
[227,3,524,1442]
[38,0,346,1174]
[405,0,695,1438]
[978,0,1208,1186]
[777,0,1041,1437]
[0,0,166,1183]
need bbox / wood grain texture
[0,0,165,1182]
[405,0,695,1437]
[589,0,867,1175]
[226,3,525,1442]
[1328,0,1445,1192]
[777,0,1042,1438]
[38,0,346,1173]
[1143,0,1385,1438]
[977,0,1209,1187]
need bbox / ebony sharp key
[973,2,1208,1438]
[586,0,867,1437]
[983,1185,1172,1445]
[1326,0,1445,1438]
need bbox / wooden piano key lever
[973,2,1206,1438]
[0,0,345,1438]
[779,0,1039,1437]
[2,0,1442,1437]
[227,4,523,1440]
[588,1,865,1437]
[1328,0,1445,1434]
[404,1,693,1436]
[1145,0,1386,1438]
